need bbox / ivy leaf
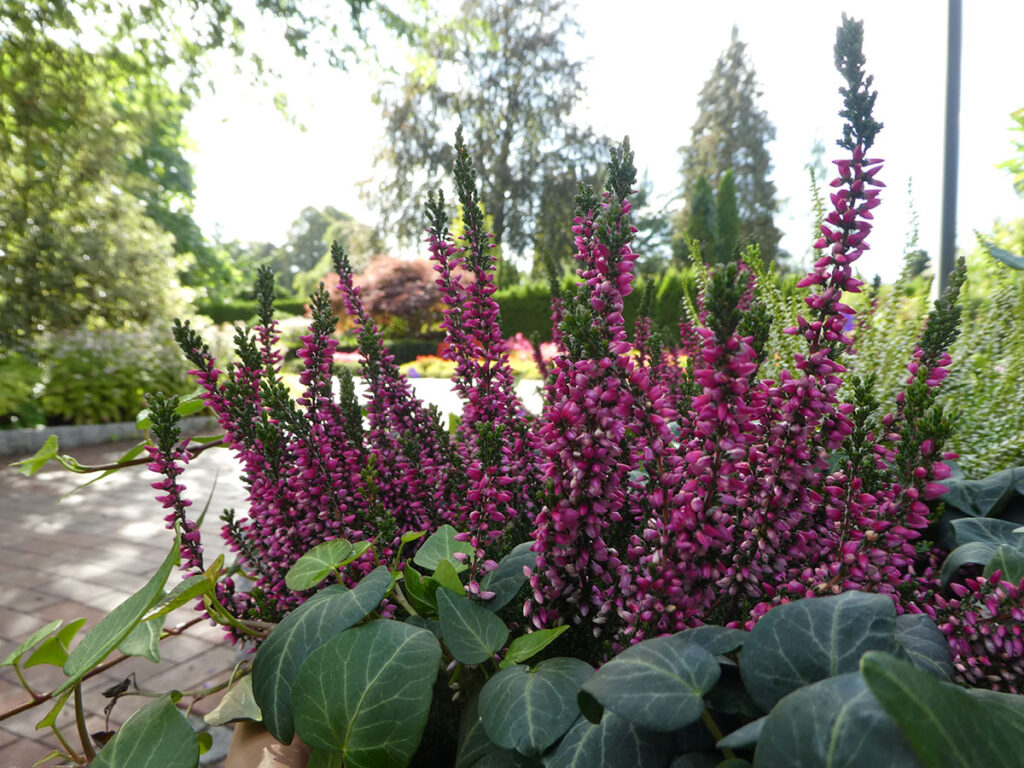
[437,588,509,665]
[118,614,166,663]
[57,531,179,695]
[500,626,569,669]
[252,566,389,744]
[739,591,900,712]
[285,539,354,591]
[292,620,442,767]
[752,672,920,767]
[893,614,954,680]
[544,711,674,768]
[940,542,998,587]
[983,544,1024,584]
[2,619,63,667]
[478,657,593,756]
[90,695,199,768]
[676,625,747,656]
[580,635,720,732]
[861,651,1024,768]
[204,676,262,727]
[414,524,476,573]
[431,558,465,595]
[480,542,535,612]
[455,694,491,768]
[23,618,87,669]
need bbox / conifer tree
[674,27,782,265]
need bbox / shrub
[195,297,307,324]
[0,351,45,427]
[38,325,194,425]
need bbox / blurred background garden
[1,0,1022,474]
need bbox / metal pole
[939,0,962,294]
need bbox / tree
[369,0,609,268]
[0,30,185,349]
[674,26,782,265]
[671,170,741,265]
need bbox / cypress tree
[674,26,783,265]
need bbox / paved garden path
[0,438,247,767]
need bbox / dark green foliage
[196,298,308,324]
[675,27,782,265]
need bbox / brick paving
[0,438,248,768]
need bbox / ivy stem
[13,664,40,700]
[73,684,95,761]
[701,708,737,760]
[391,582,418,617]
[51,722,84,765]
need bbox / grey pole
[939,0,962,293]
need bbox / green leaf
[292,620,442,768]
[11,435,59,476]
[478,657,593,756]
[544,712,674,768]
[581,635,720,732]
[91,695,199,768]
[403,565,438,617]
[950,516,1024,547]
[983,241,1024,270]
[500,626,569,669]
[204,676,262,727]
[252,566,389,744]
[752,672,920,768]
[983,544,1024,584]
[717,716,766,750]
[942,469,1022,518]
[57,532,179,695]
[456,694,492,768]
[2,619,63,666]
[437,588,509,665]
[473,750,544,767]
[676,626,746,656]
[118,614,165,663]
[196,732,212,755]
[414,524,475,573]
[480,541,535,612]
[306,750,345,768]
[894,614,954,680]
[432,558,465,595]
[144,573,217,621]
[24,618,86,669]
[285,539,354,591]
[739,592,900,712]
[940,541,998,587]
[862,651,1024,768]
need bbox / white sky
[185,1,1024,282]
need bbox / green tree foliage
[673,171,741,265]
[1000,107,1024,197]
[370,0,609,269]
[674,26,783,265]
[272,206,382,293]
[0,27,185,349]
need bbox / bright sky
[185,1,1024,282]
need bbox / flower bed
[6,16,1024,768]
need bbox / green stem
[13,663,39,700]
[73,684,96,761]
[391,582,418,618]
[701,708,736,760]
[51,722,84,765]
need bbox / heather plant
[8,15,1024,768]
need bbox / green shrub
[385,338,441,365]
[38,326,194,425]
[196,297,307,324]
[0,352,45,428]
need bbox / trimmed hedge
[196,297,308,324]
[494,268,697,342]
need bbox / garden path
[0,438,246,768]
